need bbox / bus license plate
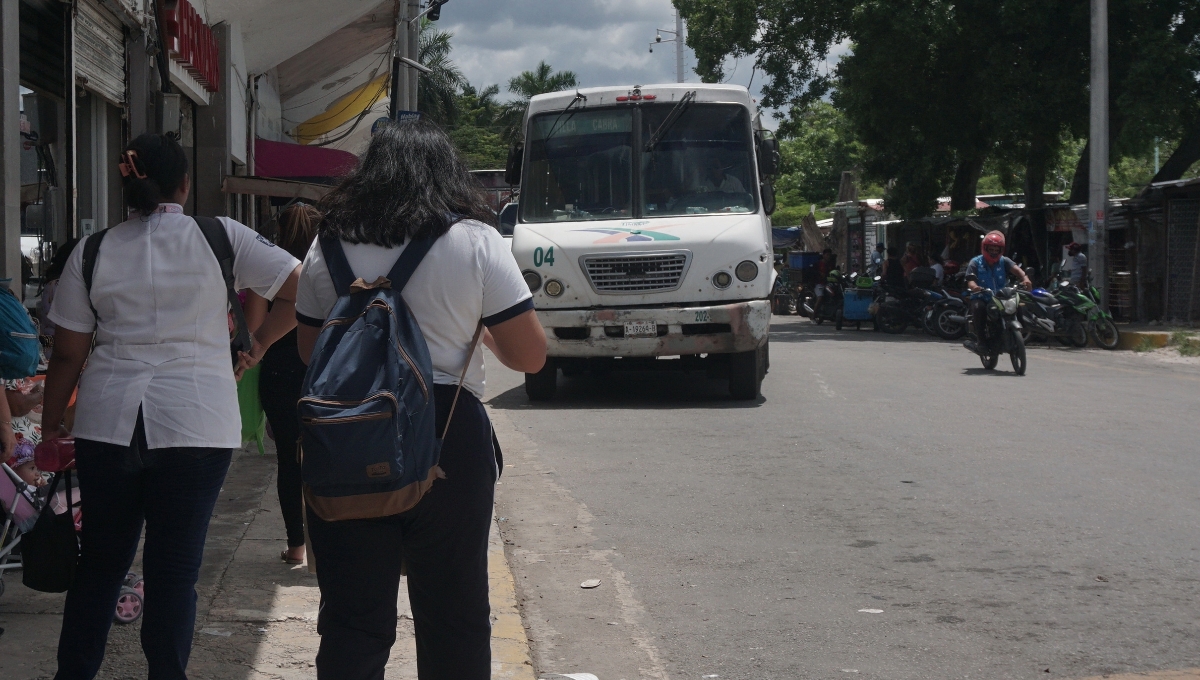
[624,321,657,338]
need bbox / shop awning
[254,138,358,182]
[221,176,334,201]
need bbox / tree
[676,0,1200,216]
[449,83,510,170]
[498,61,578,143]
[417,19,467,126]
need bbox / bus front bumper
[537,300,771,358]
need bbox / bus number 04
[533,246,555,267]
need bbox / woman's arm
[0,387,14,464]
[243,290,268,333]
[297,324,319,366]
[485,310,547,374]
[236,266,301,378]
[41,327,92,442]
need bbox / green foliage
[449,125,509,170]
[417,20,467,126]
[497,62,579,143]
[1133,336,1156,353]
[1169,331,1200,356]
[676,0,1200,216]
[776,102,863,207]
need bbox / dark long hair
[276,203,321,260]
[44,238,81,283]
[121,134,189,214]
[317,120,493,246]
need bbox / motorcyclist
[963,230,1031,355]
[812,249,836,320]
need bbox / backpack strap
[441,320,484,441]
[318,235,357,297]
[194,216,252,357]
[81,229,111,320]
[386,236,436,294]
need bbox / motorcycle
[953,287,1027,375]
[874,284,939,334]
[801,269,845,325]
[1017,287,1088,347]
[1053,278,1120,350]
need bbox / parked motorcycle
[953,287,1027,375]
[801,269,845,325]
[1017,287,1089,347]
[1053,279,1120,350]
[874,285,939,334]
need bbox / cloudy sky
[437,0,757,99]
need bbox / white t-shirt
[49,206,300,449]
[295,219,532,400]
[1063,252,1088,283]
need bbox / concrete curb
[489,516,538,680]
[1116,330,1171,351]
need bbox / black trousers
[259,361,307,548]
[306,385,498,680]
[970,298,989,341]
[56,414,231,680]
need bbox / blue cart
[838,288,875,330]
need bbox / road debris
[580,579,602,589]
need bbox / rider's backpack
[0,287,39,379]
[82,216,252,368]
[299,235,478,521]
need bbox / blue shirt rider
[963,231,1031,354]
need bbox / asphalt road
[487,316,1200,680]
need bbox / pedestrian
[930,253,946,287]
[38,132,302,679]
[869,241,885,276]
[37,238,81,359]
[900,241,922,275]
[1063,242,1088,286]
[883,246,906,288]
[294,120,546,680]
[243,203,321,565]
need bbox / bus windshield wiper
[644,90,696,152]
[543,92,587,143]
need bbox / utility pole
[390,2,409,117]
[649,10,686,83]
[1089,0,1109,306]
[407,0,420,112]
[675,10,685,84]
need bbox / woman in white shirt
[39,133,302,679]
[294,120,545,679]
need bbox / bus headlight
[713,271,732,289]
[544,279,565,297]
[522,270,542,293]
[735,260,759,282]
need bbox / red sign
[163,0,220,93]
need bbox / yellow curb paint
[490,516,537,680]
[1073,671,1200,680]
[1116,330,1171,350]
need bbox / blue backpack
[0,287,40,379]
[299,235,479,521]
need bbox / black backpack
[82,216,252,368]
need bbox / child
[10,439,45,488]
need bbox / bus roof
[526,84,756,119]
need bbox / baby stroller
[0,441,145,623]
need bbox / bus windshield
[641,104,756,217]
[522,109,634,223]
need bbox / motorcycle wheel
[934,306,966,341]
[878,308,907,334]
[835,309,844,330]
[1091,317,1120,350]
[1065,320,1089,348]
[980,352,999,370]
[1010,330,1027,375]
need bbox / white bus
[506,84,779,400]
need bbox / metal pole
[1088,0,1109,306]
[675,10,685,83]
[407,0,420,112]
[0,0,22,284]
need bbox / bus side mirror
[761,181,777,215]
[505,142,524,186]
[756,133,780,177]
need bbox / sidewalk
[0,443,535,680]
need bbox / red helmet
[1067,241,1082,255]
[981,231,1006,265]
